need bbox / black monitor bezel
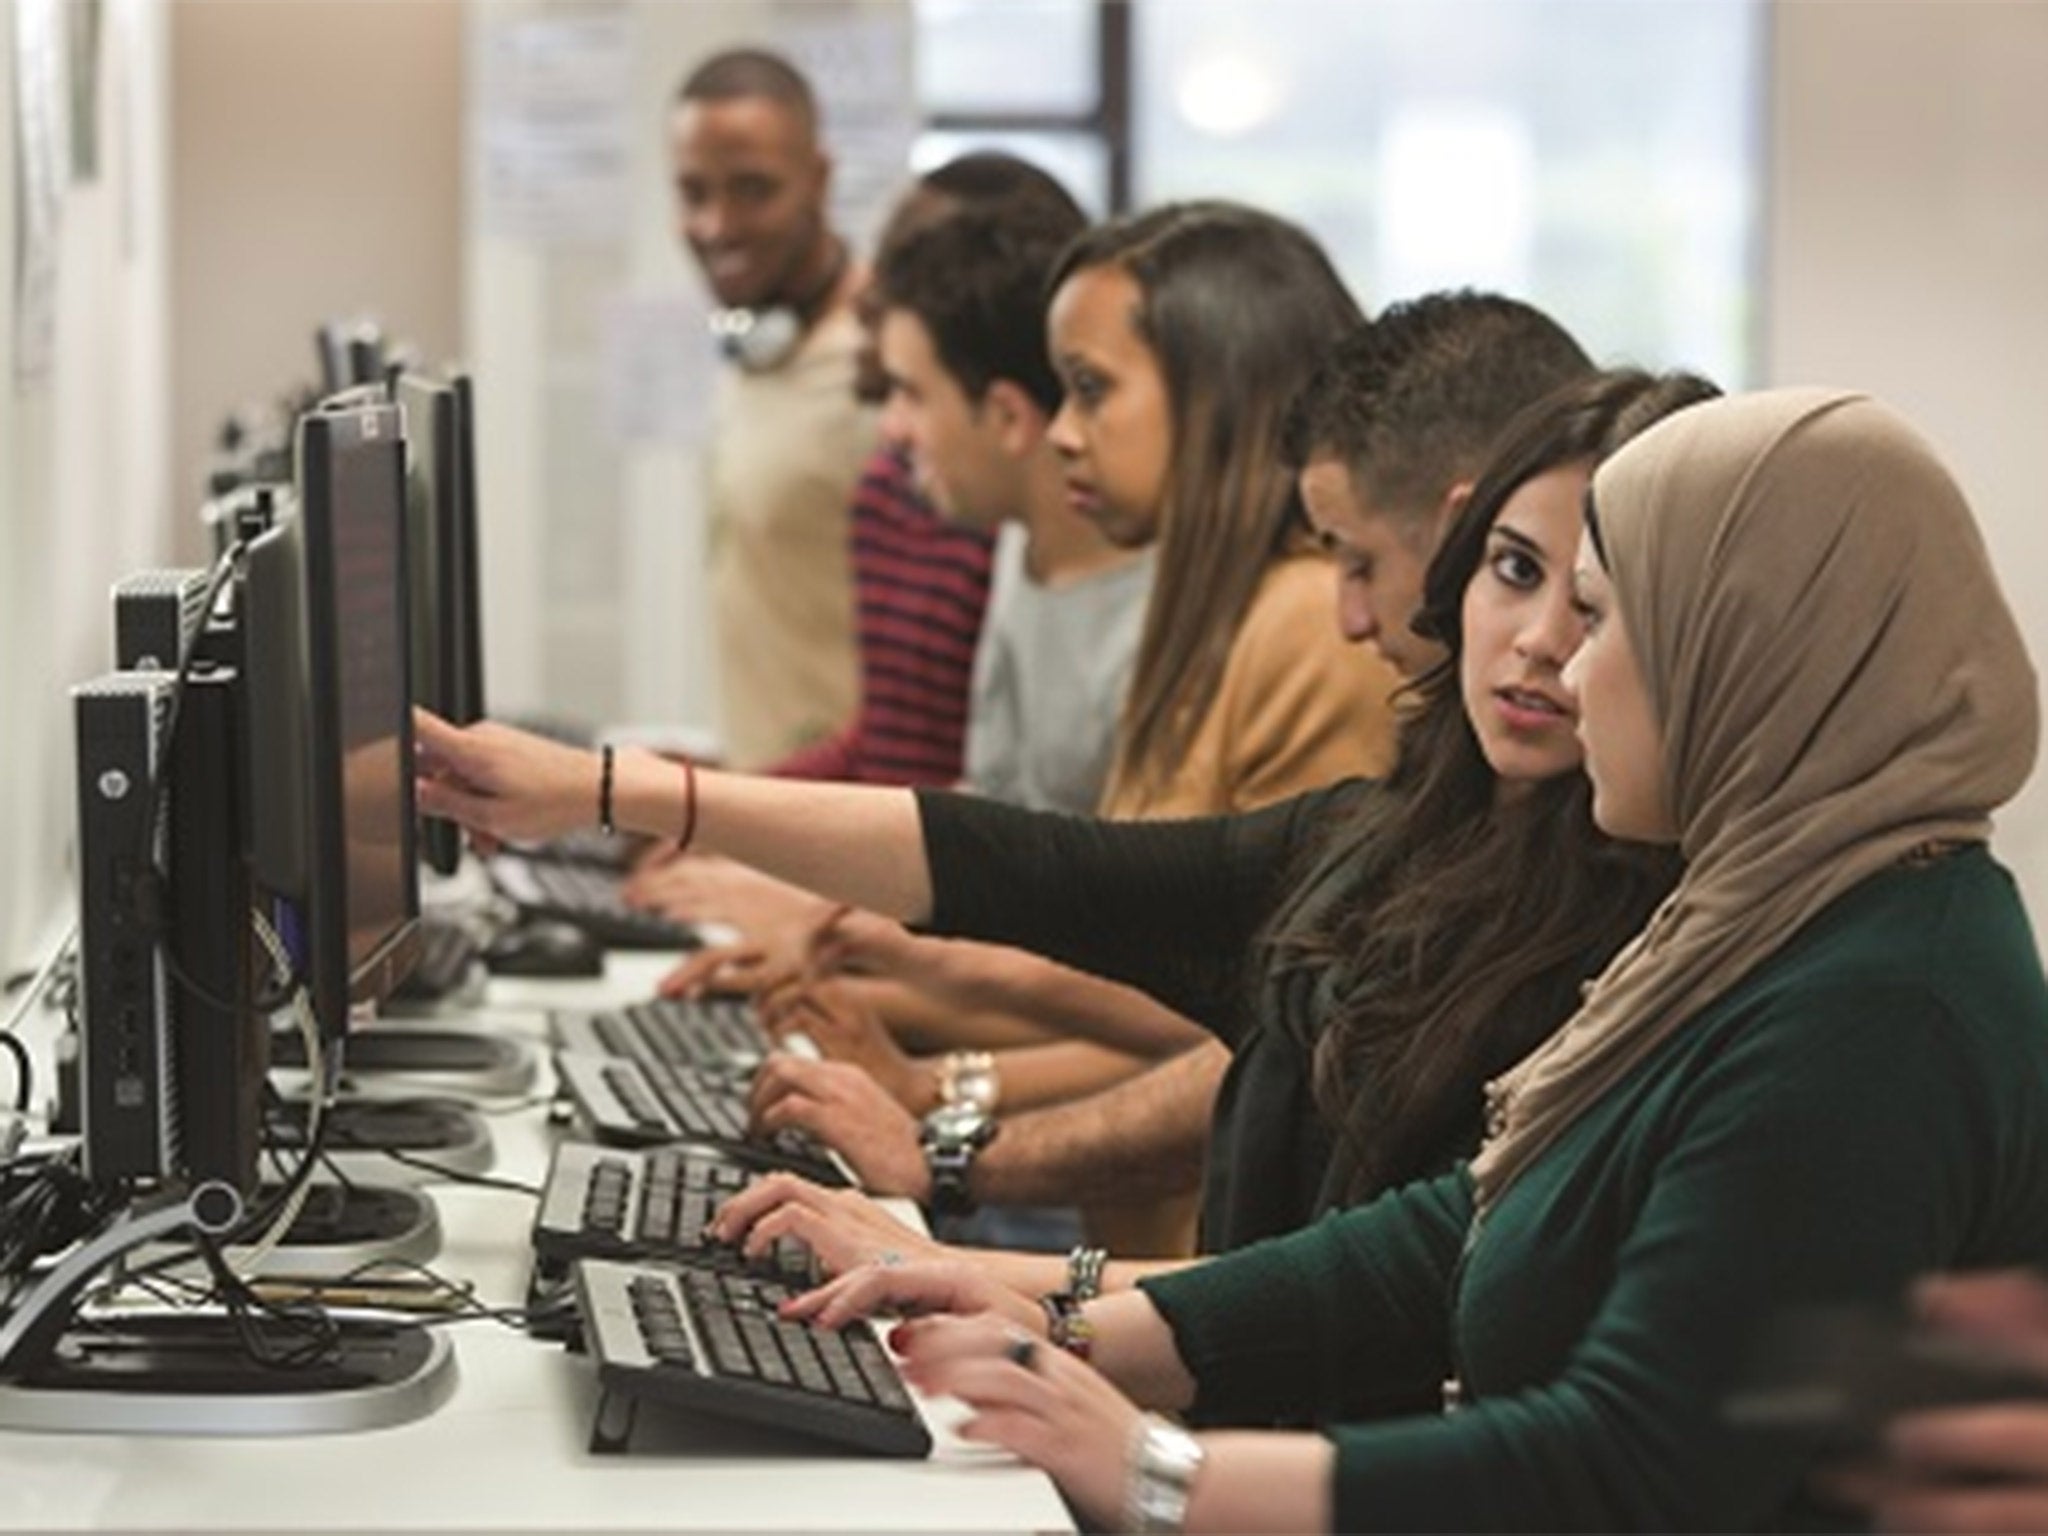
[296,394,422,1034]
[392,370,485,876]
[448,373,487,727]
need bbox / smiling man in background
[668,49,871,767]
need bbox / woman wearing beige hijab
[753,389,2048,1532]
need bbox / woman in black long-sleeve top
[419,372,1701,1280]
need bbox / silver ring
[1004,1333,1038,1371]
[875,1250,904,1268]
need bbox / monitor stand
[137,1182,443,1281]
[271,1024,538,1098]
[269,1181,443,1271]
[266,1096,494,1185]
[0,1313,457,1435]
[0,1185,456,1438]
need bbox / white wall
[1765,0,2048,917]
[1,0,172,973]
[168,0,463,563]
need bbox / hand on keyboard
[657,940,791,1001]
[748,1057,930,1200]
[886,1309,1147,1528]
[777,1254,1041,1338]
[707,1170,943,1279]
[756,981,932,1111]
[620,852,835,947]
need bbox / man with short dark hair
[668,48,868,767]
[1283,292,1592,678]
[872,189,1152,815]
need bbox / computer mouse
[482,919,604,978]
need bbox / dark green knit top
[1141,847,2048,1531]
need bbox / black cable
[374,1148,540,1197]
[0,1030,29,1112]
[314,1144,359,1191]
[0,1155,125,1323]
[332,1256,552,1334]
[129,541,242,883]
[192,1230,339,1371]
[121,541,303,1021]
[235,1060,339,1242]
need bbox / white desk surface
[0,952,1075,1534]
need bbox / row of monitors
[76,370,489,1194]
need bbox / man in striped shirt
[765,445,993,786]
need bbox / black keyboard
[390,915,482,1002]
[551,995,769,1075]
[574,1256,930,1457]
[533,1141,814,1285]
[490,853,701,951]
[553,1052,850,1186]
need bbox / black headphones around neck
[708,237,849,374]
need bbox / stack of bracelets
[1038,1243,1106,1360]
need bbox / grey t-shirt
[964,524,1154,814]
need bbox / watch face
[926,1103,993,1145]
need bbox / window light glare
[1174,52,1283,139]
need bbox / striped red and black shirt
[769,445,994,786]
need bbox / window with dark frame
[914,0,1131,215]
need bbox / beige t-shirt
[705,303,874,768]
[1100,550,1402,820]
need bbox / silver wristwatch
[1124,1413,1206,1533]
[937,1048,1000,1113]
[919,1102,997,1218]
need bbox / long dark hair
[1048,203,1365,808]
[1267,368,1720,1200]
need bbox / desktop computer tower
[73,669,261,1192]
[112,569,212,673]
[74,672,180,1182]
[164,669,262,1191]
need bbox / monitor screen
[246,388,421,1036]
[392,371,486,876]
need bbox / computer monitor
[450,376,486,722]
[245,387,422,1040]
[346,330,385,388]
[314,323,350,396]
[314,320,387,393]
[391,370,487,876]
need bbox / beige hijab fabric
[1471,388,2039,1211]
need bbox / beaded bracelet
[1037,1290,1095,1361]
[597,744,617,835]
[1065,1243,1108,1302]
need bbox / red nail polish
[887,1322,914,1352]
